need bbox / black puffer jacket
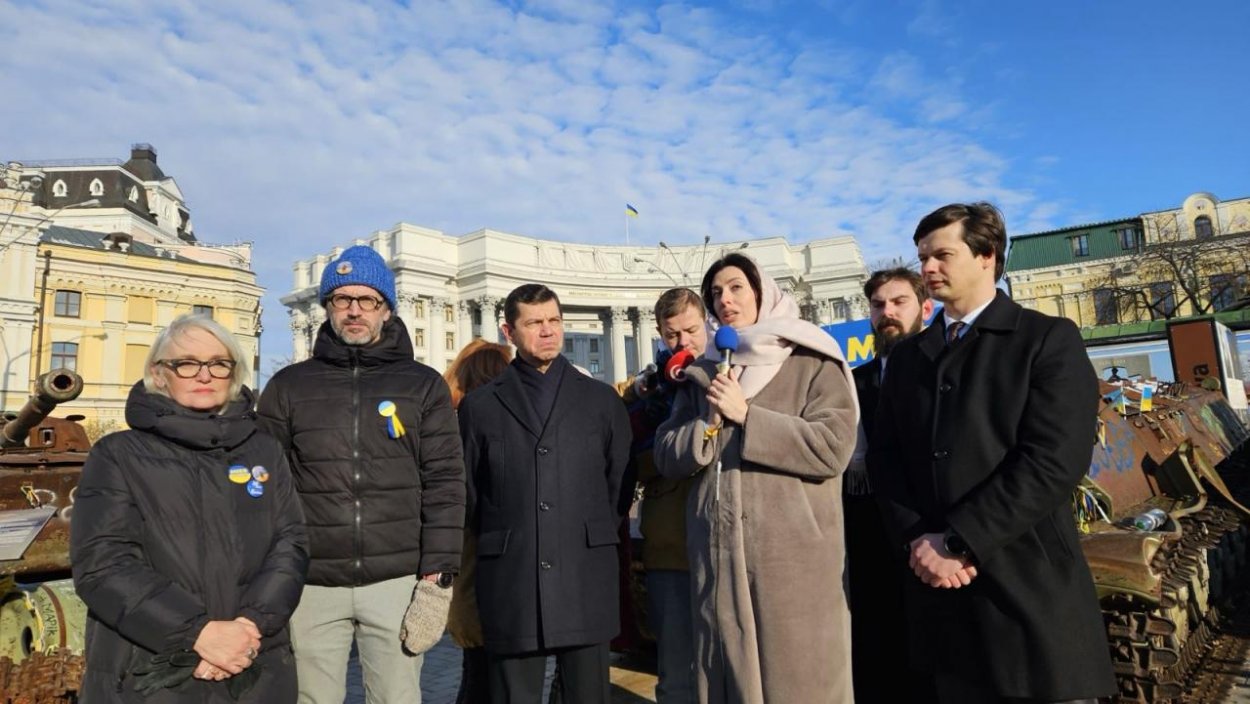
[71,383,307,703]
[257,317,465,586]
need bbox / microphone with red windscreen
[664,348,695,383]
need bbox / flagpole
[625,213,631,246]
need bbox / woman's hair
[700,252,763,324]
[143,313,250,404]
[444,338,513,408]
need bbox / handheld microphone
[664,349,695,383]
[714,326,739,375]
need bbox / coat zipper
[351,355,363,585]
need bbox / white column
[609,306,629,382]
[289,310,309,362]
[634,308,655,367]
[305,305,325,360]
[430,296,448,372]
[457,300,473,344]
[479,296,505,345]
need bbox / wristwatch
[943,531,971,559]
[436,572,454,589]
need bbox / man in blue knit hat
[259,245,466,704]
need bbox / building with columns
[282,224,868,381]
[0,146,263,430]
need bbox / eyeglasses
[327,294,385,312]
[158,359,237,379]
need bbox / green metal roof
[1006,217,1140,272]
[1080,308,1250,341]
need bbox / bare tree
[867,254,918,273]
[1084,220,1250,323]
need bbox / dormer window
[1195,215,1214,239]
[52,179,67,198]
[128,186,139,202]
[89,178,104,197]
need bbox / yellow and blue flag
[625,204,639,217]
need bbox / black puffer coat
[257,317,465,586]
[71,383,308,703]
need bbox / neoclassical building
[0,145,263,428]
[283,225,867,380]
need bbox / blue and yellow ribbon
[378,400,406,439]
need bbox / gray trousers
[290,575,424,704]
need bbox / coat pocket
[478,529,511,558]
[584,518,620,548]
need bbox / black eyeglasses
[158,359,237,379]
[327,294,385,312]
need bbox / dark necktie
[946,321,965,345]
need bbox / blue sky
[1,0,1246,367]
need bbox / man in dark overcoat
[457,283,633,703]
[869,202,1116,703]
[844,267,935,703]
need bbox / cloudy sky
[2,0,1247,366]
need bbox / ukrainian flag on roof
[625,204,639,217]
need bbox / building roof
[1006,217,1140,272]
[1081,308,1250,341]
[40,226,183,261]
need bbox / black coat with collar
[457,355,633,655]
[867,291,1115,699]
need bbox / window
[54,290,81,317]
[563,339,574,353]
[193,304,214,318]
[1210,274,1245,311]
[589,338,599,354]
[128,186,140,202]
[472,308,482,326]
[446,332,455,351]
[1094,289,1118,326]
[1115,226,1142,250]
[414,300,426,319]
[444,305,454,323]
[1149,282,1176,319]
[52,179,67,198]
[89,178,104,197]
[1069,234,1089,257]
[413,329,425,347]
[51,342,78,371]
[589,360,601,374]
[1195,216,1214,239]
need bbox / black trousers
[487,642,609,704]
[935,671,1099,704]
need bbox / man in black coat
[869,203,1116,703]
[457,283,632,704]
[844,267,934,703]
[257,245,465,704]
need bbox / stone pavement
[344,635,658,703]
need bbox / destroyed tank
[0,369,91,701]
[1078,379,1250,702]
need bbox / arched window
[1195,215,1214,239]
[89,178,104,197]
[52,179,67,197]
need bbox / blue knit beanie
[318,245,397,311]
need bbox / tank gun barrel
[0,368,84,448]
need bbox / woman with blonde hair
[72,314,308,702]
[443,338,513,704]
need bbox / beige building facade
[0,146,263,429]
[1007,192,1250,328]
[283,225,868,381]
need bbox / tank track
[1103,453,1250,702]
[0,650,83,703]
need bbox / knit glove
[400,579,453,654]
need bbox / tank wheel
[0,579,87,701]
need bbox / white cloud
[1,0,1061,360]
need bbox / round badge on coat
[228,465,251,484]
[246,479,265,498]
[251,466,270,483]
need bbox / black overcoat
[457,357,632,655]
[868,291,1116,699]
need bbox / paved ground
[344,636,658,703]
